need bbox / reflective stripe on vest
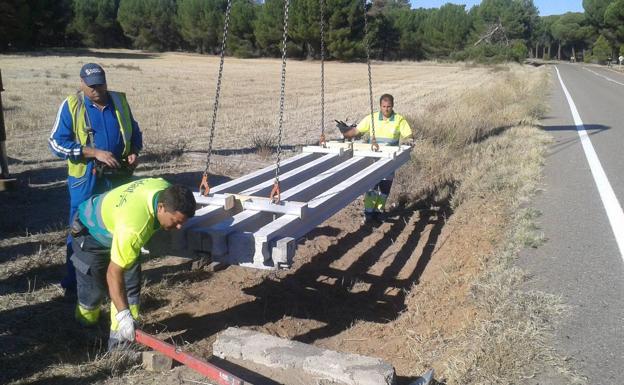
[66,91,133,178]
[81,192,113,247]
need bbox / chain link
[362,0,377,149]
[203,0,233,178]
[274,0,290,185]
[319,0,326,144]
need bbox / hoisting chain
[270,0,291,204]
[319,0,327,148]
[200,0,233,196]
[362,0,379,152]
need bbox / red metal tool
[135,330,246,385]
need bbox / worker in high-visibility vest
[70,177,195,349]
[48,63,143,296]
[342,94,413,224]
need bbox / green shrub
[592,35,611,64]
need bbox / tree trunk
[572,46,576,61]
[557,42,561,60]
[536,42,539,58]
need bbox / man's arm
[399,116,414,144]
[342,126,360,138]
[341,115,369,139]
[106,261,128,312]
[107,260,136,342]
[49,99,83,160]
[127,106,143,167]
[49,99,121,167]
[82,146,121,168]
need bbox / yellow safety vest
[356,112,412,145]
[79,178,171,269]
[66,91,133,178]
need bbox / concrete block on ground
[142,351,173,372]
[213,327,396,385]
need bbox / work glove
[115,309,136,342]
[335,120,355,134]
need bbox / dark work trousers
[71,232,141,313]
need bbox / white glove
[115,309,136,342]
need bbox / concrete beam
[213,327,396,385]
[195,156,373,265]
[183,146,410,269]
[232,148,411,266]
[209,152,321,195]
[194,152,358,260]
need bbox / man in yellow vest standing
[342,94,412,225]
[49,63,143,296]
[70,178,195,349]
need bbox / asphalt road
[518,63,624,384]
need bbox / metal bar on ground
[135,330,247,385]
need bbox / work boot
[361,212,382,227]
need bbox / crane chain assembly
[270,0,291,204]
[362,0,379,152]
[200,0,233,196]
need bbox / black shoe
[362,212,382,226]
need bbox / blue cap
[80,63,106,86]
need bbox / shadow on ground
[152,205,450,348]
[540,123,610,158]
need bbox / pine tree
[118,0,180,51]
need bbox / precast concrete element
[142,351,173,372]
[213,327,396,385]
[180,142,411,269]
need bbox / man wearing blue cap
[49,63,143,295]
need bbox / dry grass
[0,50,578,384]
[385,68,584,383]
[0,51,496,170]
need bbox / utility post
[0,69,16,191]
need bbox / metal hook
[371,137,380,152]
[319,133,327,148]
[269,180,281,204]
[199,172,211,196]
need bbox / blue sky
[409,1,584,16]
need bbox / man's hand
[115,309,136,342]
[335,120,358,139]
[335,120,353,134]
[126,153,139,169]
[83,147,120,168]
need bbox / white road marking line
[583,67,624,86]
[556,66,624,261]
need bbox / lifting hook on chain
[199,172,211,196]
[371,137,379,152]
[269,180,281,204]
[319,133,327,148]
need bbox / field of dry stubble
[0,51,583,385]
